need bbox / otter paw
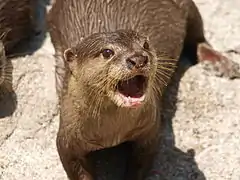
[197,43,240,79]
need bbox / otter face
[106,42,156,108]
[64,30,158,108]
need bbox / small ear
[197,43,221,63]
[63,48,76,63]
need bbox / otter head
[63,30,159,108]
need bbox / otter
[47,0,240,179]
[0,0,37,96]
[0,40,12,97]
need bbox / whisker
[155,71,171,81]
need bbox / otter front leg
[61,157,93,180]
[56,137,93,180]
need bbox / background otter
[0,0,38,97]
[47,0,240,179]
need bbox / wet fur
[48,0,189,98]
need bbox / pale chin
[112,92,146,108]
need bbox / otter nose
[126,55,149,70]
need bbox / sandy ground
[0,0,240,180]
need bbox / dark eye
[143,41,149,50]
[101,49,114,59]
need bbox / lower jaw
[113,92,146,108]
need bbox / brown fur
[0,0,35,52]
[47,0,240,179]
[0,40,12,97]
[0,0,36,96]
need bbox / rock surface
[0,0,239,180]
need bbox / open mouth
[114,75,148,107]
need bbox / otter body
[0,0,36,53]
[0,0,36,95]
[47,0,240,179]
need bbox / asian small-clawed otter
[47,0,240,179]
[0,0,36,97]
